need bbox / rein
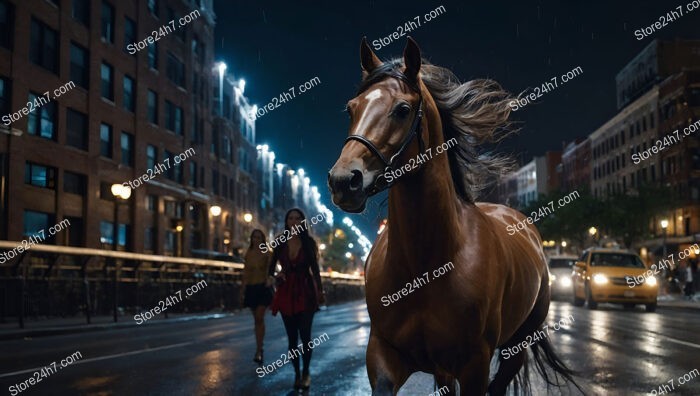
[343,72,425,196]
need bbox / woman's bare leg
[254,305,266,353]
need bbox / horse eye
[393,104,411,118]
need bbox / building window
[146,145,157,169]
[64,171,87,195]
[27,92,56,140]
[24,210,53,239]
[121,132,134,166]
[65,216,84,246]
[211,126,218,155]
[69,42,89,89]
[192,37,205,64]
[167,7,186,41]
[0,0,15,50]
[174,159,183,183]
[144,227,154,250]
[165,100,183,134]
[66,108,88,150]
[223,135,231,163]
[0,77,9,119]
[71,0,89,26]
[650,112,655,128]
[189,161,197,187]
[164,230,175,252]
[101,1,114,43]
[124,16,136,54]
[147,0,159,17]
[100,123,112,158]
[101,62,114,100]
[148,42,158,69]
[212,169,219,195]
[146,195,157,211]
[166,52,185,87]
[147,90,158,124]
[30,18,58,74]
[164,200,182,218]
[100,221,127,246]
[164,150,174,180]
[123,75,135,112]
[25,162,56,189]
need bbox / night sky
[214,0,698,236]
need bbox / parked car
[572,248,658,312]
[547,255,578,299]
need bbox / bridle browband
[343,71,425,196]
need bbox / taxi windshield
[590,253,645,268]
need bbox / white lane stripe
[0,341,194,378]
[664,336,700,350]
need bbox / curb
[0,313,234,341]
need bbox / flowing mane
[357,58,515,203]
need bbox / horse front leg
[366,330,412,395]
[457,341,492,396]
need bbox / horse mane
[359,59,516,203]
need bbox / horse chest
[370,303,458,352]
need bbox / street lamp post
[661,219,669,259]
[110,184,131,323]
[210,205,222,252]
[588,227,598,247]
[175,224,184,257]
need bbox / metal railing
[0,241,364,328]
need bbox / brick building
[0,0,249,257]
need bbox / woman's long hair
[248,228,266,249]
[275,208,319,267]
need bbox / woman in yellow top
[241,229,273,364]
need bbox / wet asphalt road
[0,300,698,395]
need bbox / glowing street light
[243,213,253,223]
[588,227,597,236]
[110,183,131,200]
[210,205,222,217]
[345,252,352,259]
[319,243,327,251]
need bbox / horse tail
[529,334,585,394]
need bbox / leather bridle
[343,73,425,196]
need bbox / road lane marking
[663,336,700,350]
[0,341,194,378]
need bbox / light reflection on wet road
[0,301,697,395]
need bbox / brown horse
[328,38,580,395]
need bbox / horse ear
[403,36,422,82]
[360,37,382,75]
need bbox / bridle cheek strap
[344,98,424,196]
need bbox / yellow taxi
[572,248,658,312]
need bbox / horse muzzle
[327,166,368,213]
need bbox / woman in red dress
[269,208,325,391]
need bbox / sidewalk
[657,293,700,311]
[0,311,236,341]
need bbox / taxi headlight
[646,276,657,286]
[560,276,572,287]
[593,274,608,285]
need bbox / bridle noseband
[343,72,425,196]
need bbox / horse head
[328,37,427,213]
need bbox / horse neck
[386,99,465,271]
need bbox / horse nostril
[349,169,363,191]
